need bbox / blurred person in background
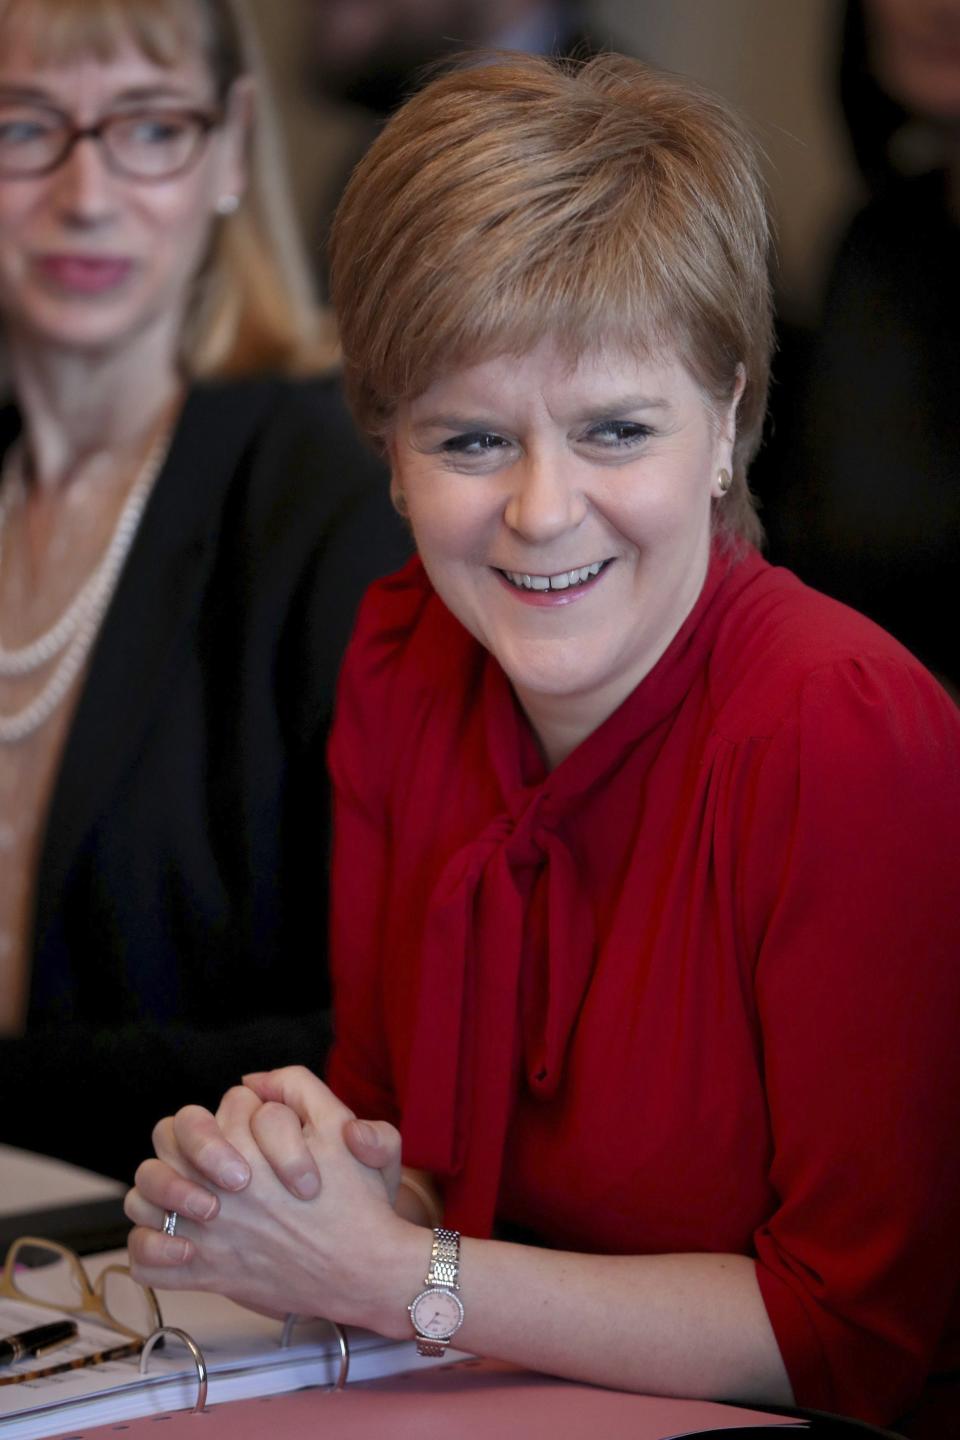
[0,0,407,1180]
[288,0,599,287]
[305,0,594,114]
[762,0,959,694]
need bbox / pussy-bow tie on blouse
[400,547,747,1237]
[403,769,594,1238]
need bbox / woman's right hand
[126,1072,424,1335]
[130,1067,401,1246]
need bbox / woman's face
[389,336,739,758]
[865,0,960,122]
[0,22,248,359]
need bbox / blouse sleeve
[746,654,960,1424]
[324,562,430,1125]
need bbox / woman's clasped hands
[124,1067,423,1338]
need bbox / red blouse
[326,544,960,1428]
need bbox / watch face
[410,1287,464,1340]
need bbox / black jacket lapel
[31,379,282,978]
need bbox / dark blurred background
[255,0,862,323]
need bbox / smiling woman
[0,0,407,1179]
[125,52,960,1437]
[391,342,740,765]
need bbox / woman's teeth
[501,561,605,592]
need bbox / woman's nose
[503,452,587,542]
[51,137,118,225]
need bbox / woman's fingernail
[219,1162,250,1190]
[169,1239,190,1264]
[293,1170,320,1200]
[187,1193,218,1220]
[354,1121,378,1147]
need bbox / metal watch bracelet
[427,1226,461,1289]
[409,1226,463,1358]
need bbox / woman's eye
[126,117,188,144]
[0,118,49,144]
[440,432,510,457]
[583,421,652,448]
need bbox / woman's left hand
[125,1071,401,1225]
[125,1069,420,1334]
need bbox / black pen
[0,1320,78,1366]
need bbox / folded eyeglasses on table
[0,1236,209,1406]
[0,1236,350,1412]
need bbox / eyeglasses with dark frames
[0,102,222,181]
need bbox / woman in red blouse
[125,54,960,1433]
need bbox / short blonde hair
[330,53,773,545]
[0,0,334,376]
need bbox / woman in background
[761,0,959,694]
[0,0,407,1178]
[127,54,959,1434]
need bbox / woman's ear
[385,429,413,521]
[725,364,747,438]
[216,76,255,211]
[717,363,747,469]
[389,480,409,519]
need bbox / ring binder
[3,1286,409,1433]
[139,1325,208,1412]
[280,1313,350,1389]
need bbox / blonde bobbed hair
[330,53,773,546]
[0,0,333,377]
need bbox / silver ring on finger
[161,1209,180,1238]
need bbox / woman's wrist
[359,1214,435,1340]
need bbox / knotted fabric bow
[401,785,595,1237]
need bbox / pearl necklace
[0,424,172,745]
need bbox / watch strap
[412,1227,462,1356]
[416,1336,449,1357]
[425,1226,461,1290]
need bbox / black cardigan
[0,373,409,1179]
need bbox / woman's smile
[495,557,612,604]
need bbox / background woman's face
[0,23,247,359]
[865,0,960,123]
[389,337,738,743]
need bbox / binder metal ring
[280,1312,350,1389]
[139,1325,208,1412]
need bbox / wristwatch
[408,1226,464,1357]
